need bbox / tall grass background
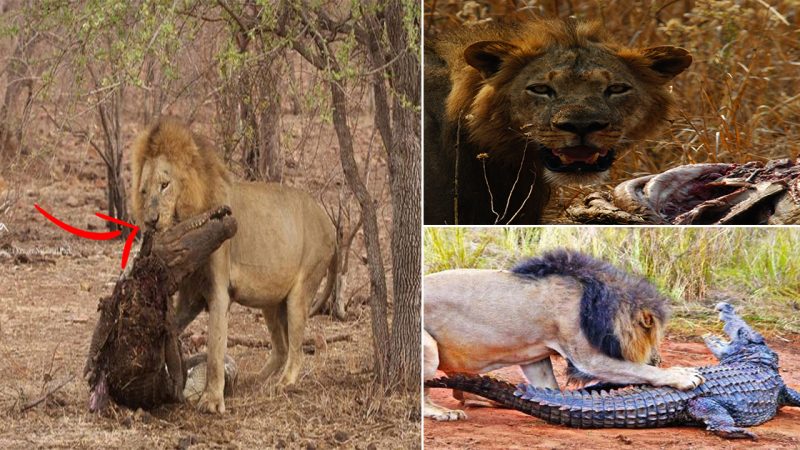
[424,0,800,219]
[424,227,800,336]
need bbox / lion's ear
[639,309,655,329]
[464,40,519,78]
[642,46,692,80]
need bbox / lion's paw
[196,389,226,414]
[661,366,705,390]
[424,405,467,421]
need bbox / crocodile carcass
[567,159,800,224]
[84,206,237,411]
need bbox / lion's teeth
[586,153,599,164]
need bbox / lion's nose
[552,119,609,136]
[145,213,160,229]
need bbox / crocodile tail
[426,374,595,428]
[426,375,522,407]
[781,387,800,407]
[426,374,684,429]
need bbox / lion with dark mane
[131,117,336,414]
[424,249,705,421]
[424,18,692,224]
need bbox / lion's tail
[319,247,338,307]
[309,245,340,318]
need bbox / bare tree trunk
[228,13,284,183]
[328,78,390,384]
[97,85,129,238]
[256,61,283,182]
[258,83,283,182]
[239,53,283,182]
[362,0,421,391]
[141,54,166,126]
[0,24,36,160]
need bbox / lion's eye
[160,181,170,191]
[526,84,555,97]
[606,84,631,95]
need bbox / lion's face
[503,49,643,178]
[461,37,691,185]
[135,155,180,231]
[614,305,666,366]
[131,118,232,234]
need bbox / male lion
[131,118,336,414]
[423,249,705,421]
[424,18,692,224]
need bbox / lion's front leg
[573,353,705,391]
[197,254,230,414]
[423,330,467,421]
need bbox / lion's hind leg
[423,330,467,421]
[521,358,559,389]
[258,302,289,381]
[277,260,330,387]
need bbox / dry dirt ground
[425,339,800,449]
[0,114,419,448]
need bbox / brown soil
[425,339,800,449]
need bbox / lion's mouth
[543,146,615,173]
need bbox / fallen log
[84,206,237,411]
[183,331,352,352]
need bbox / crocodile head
[708,302,779,369]
[133,205,237,292]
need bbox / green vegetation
[424,227,800,336]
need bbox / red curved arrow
[34,203,139,269]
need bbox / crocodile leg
[702,334,729,360]
[780,387,800,407]
[687,398,757,439]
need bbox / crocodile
[85,205,237,411]
[426,302,800,439]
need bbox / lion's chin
[543,168,609,187]
[542,147,615,173]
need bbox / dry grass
[424,0,800,218]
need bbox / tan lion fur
[424,18,692,224]
[423,269,704,422]
[131,117,337,414]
